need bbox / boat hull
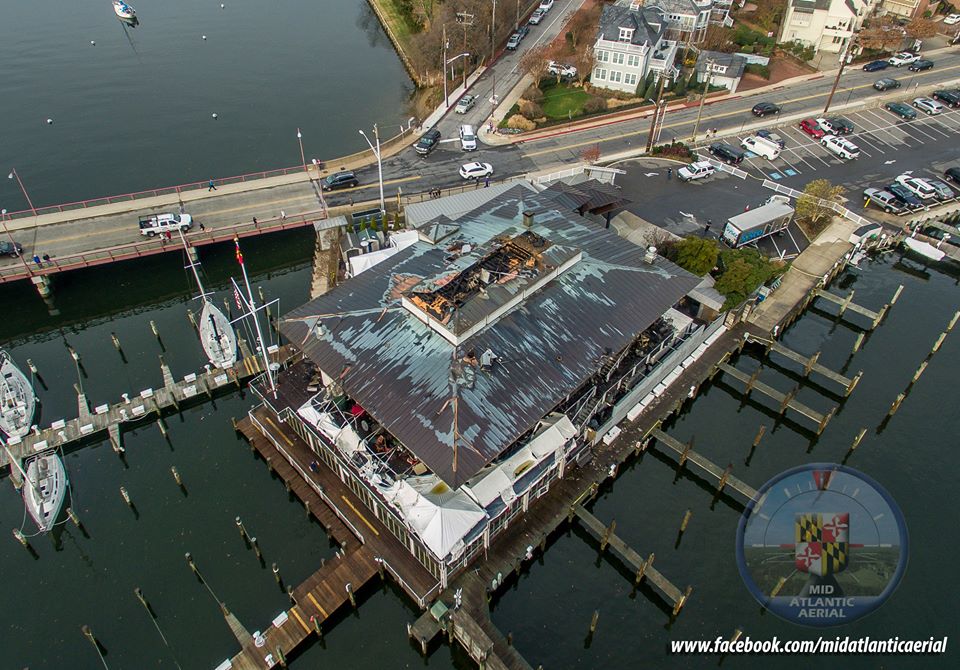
[113,2,136,20]
[24,453,67,533]
[200,301,238,369]
[0,352,35,439]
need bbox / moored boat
[113,1,137,21]
[200,301,238,369]
[0,350,35,439]
[23,452,67,533]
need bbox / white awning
[527,413,576,459]
[464,467,514,508]
[296,402,341,442]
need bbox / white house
[647,0,719,44]
[592,1,679,94]
[778,0,874,55]
[694,50,747,93]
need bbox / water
[0,0,413,209]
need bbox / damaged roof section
[282,184,700,488]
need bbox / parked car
[0,240,23,257]
[885,101,916,119]
[886,183,923,208]
[506,33,522,50]
[322,170,359,191]
[913,97,945,115]
[459,125,478,151]
[529,9,546,24]
[945,13,960,25]
[932,90,960,108]
[677,161,716,182]
[863,188,906,214]
[740,135,781,160]
[909,59,934,72]
[538,0,554,11]
[862,60,889,72]
[547,61,577,78]
[415,128,442,156]
[946,167,960,184]
[874,78,901,91]
[756,129,786,148]
[139,213,192,237]
[818,117,854,135]
[708,142,745,165]
[459,162,493,180]
[889,52,920,67]
[926,179,956,200]
[895,175,938,200]
[799,118,826,139]
[821,135,860,160]
[455,94,476,114]
[751,101,781,117]
[517,25,530,39]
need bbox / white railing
[760,179,874,227]
[378,556,441,610]
[698,154,749,180]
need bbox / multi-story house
[880,0,938,20]
[694,50,747,93]
[648,0,719,44]
[592,1,680,94]
[778,0,874,56]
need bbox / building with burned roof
[249,183,725,589]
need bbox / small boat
[23,452,67,532]
[200,300,238,369]
[0,351,35,439]
[903,236,945,262]
[113,1,137,21]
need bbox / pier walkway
[649,429,759,503]
[744,331,861,395]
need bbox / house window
[594,68,607,80]
[624,72,637,86]
[618,27,634,42]
[612,52,624,65]
[610,70,622,83]
[627,54,640,68]
[597,50,609,63]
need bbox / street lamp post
[8,169,36,217]
[296,129,306,173]
[359,126,385,213]
[1,208,34,277]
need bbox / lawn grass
[373,0,417,42]
[539,82,591,120]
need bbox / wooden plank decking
[649,429,758,503]
[718,362,834,433]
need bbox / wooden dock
[1,345,298,486]
[718,362,835,434]
[573,505,690,614]
[815,285,903,329]
[744,332,861,396]
[649,429,758,503]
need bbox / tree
[795,179,845,238]
[574,45,596,87]
[858,15,906,52]
[715,249,779,309]
[670,237,719,276]
[905,18,939,40]
[702,25,734,52]
[520,45,553,88]
[563,2,602,53]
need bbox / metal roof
[405,181,536,228]
[282,185,699,488]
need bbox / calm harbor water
[0,0,413,209]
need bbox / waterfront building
[778,0,874,56]
[592,1,679,93]
[247,183,729,591]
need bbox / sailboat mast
[178,229,209,302]
[234,238,276,397]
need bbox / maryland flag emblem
[795,513,849,577]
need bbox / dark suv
[826,117,854,134]
[932,89,960,108]
[415,128,442,156]
[0,241,23,257]
[708,142,745,165]
[322,171,359,191]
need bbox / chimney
[644,246,657,264]
[523,210,535,228]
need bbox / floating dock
[648,429,759,503]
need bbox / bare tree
[520,45,553,88]
[858,15,906,52]
[574,45,596,87]
[905,18,939,41]
[564,2,602,53]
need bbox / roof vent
[522,210,535,228]
[644,246,657,264]
[480,349,499,368]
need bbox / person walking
[252,216,258,225]
[667,168,672,180]
[199,222,206,231]
[705,219,712,233]
[208,179,217,191]
[32,254,42,267]
[42,253,51,263]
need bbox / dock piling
[679,509,692,534]
[850,428,867,452]
[600,519,616,552]
[672,585,692,616]
[910,360,928,386]
[27,358,39,376]
[171,466,182,486]
[150,320,160,339]
[223,297,233,319]
[273,562,281,584]
[752,425,766,448]
[852,332,865,354]
[287,584,296,605]
[251,536,262,560]
[304,500,311,518]
[947,310,959,333]
[346,582,356,608]
[276,645,287,668]
[187,308,197,332]
[589,609,599,634]
[376,556,385,580]
[731,628,743,644]
[311,614,322,637]
[770,576,787,598]
[67,344,80,363]
[186,552,197,573]
[887,392,906,417]
[931,332,947,354]
[120,486,132,506]
[111,332,122,351]
[13,528,29,549]
[67,506,81,527]
[236,516,247,540]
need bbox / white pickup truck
[139,213,193,237]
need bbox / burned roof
[282,185,699,487]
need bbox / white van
[459,124,477,151]
[740,135,781,160]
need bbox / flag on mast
[234,236,244,266]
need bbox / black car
[0,241,23,257]
[826,117,854,135]
[862,60,889,72]
[321,170,359,191]
[874,78,901,91]
[415,128,442,156]
[751,102,781,117]
[886,183,922,208]
[517,25,530,40]
[945,167,960,184]
[908,59,934,72]
[932,90,960,108]
[708,142,745,165]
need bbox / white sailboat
[179,231,237,369]
[0,350,35,439]
[113,1,137,21]
[23,453,67,532]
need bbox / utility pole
[516,0,520,30]
[824,37,855,115]
[690,59,713,143]
[490,0,497,112]
[443,23,449,109]
[646,74,668,153]
[458,12,475,90]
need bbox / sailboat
[23,453,68,532]
[113,1,137,21]
[179,231,238,369]
[0,350,35,439]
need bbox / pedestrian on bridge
[208,179,217,191]
[32,254,42,267]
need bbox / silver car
[913,97,945,115]
[926,179,956,200]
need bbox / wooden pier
[572,505,690,614]
[1,345,297,486]
[649,429,758,503]
[717,362,835,434]
[744,332,861,396]
[815,285,903,329]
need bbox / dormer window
[619,27,634,42]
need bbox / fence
[760,179,874,227]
